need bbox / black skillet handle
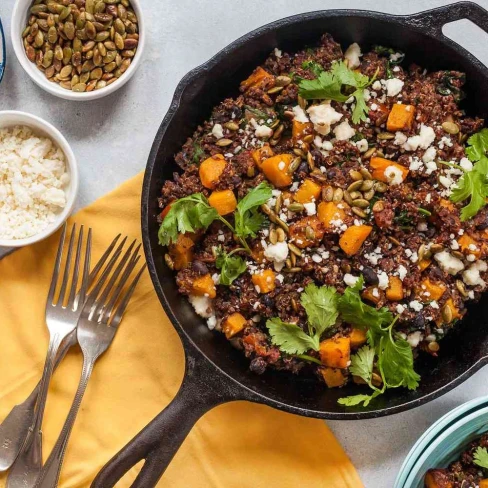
[91,347,247,488]
[404,1,488,37]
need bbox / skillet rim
[142,4,488,420]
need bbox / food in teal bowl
[401,402,488,488]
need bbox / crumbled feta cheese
[274,48,282,58]
[384,165,405,185]
[463,260,487,287]
[372,80,382,91]
[403,124,436,151]
[189,295,213,318]
[344,274,360,287]
[378,272,389,290]
[322,141,333,151]
[409,157,423,171]
[396,304,406,314]
[409,300,424,312]
[264,241,289,265]
[333,120,356,141]
[407,330,423,347]
[460,157,473,172]
[356,139,369,152]
[451,240,460,250]
[307,102,343,136]
[292,106,309,123]
[422,147,437,163]
[207,315,217,330]
[254,124,273,138]
[425,161,438,175]
[311,254,322,263]
[430,301,439,309]
[385,78,404,97]
[397,265,408,281]
[304,202,317,216]
[394,131,408,145]
[278,160,286,171]
[212,123,224,140]
[344,42,362,69]
[434,251,465,275]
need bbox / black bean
[192,260,209,275]
[249,357,267,375]
[411,313,426,331]
[362,266,379,285]
[297,162,309,174]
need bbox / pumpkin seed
[360,180,374,192]
[274,193,282,215]
[363,147,376,159]
[430,244,444,254]
[441,303,453,324]
[285,258,292,269]
[352,207,367,218]
[341,263,351,274]
[273,124,284,139]
[48,25,58,43]
[347,180,363,193]
[456,280,468,297]
[287,157,301,175]
[114,32,125,50]
[72,82,87,92]
[363,189,376,200]
[275,75,291,87]
[267,86,284,95]
[374,182,388,193]
[343,191,354,206]
[290,252,297,267]
[293,148,306,158]
[303,134,313,144]
[323,186,333,202]
[42,50,53,68]
[442,121,460,135]
[283,267,302,274]
[307,151,315,170]
[291,298,299,312]
[34,30,44,47]
[418,244,432,262]
[269,228,278,245]
[298,95,307,110]
[216,138,233,147]
[224,121,239,131]
[428,342,440,353]
[349,170,363,181]
[377,132,395,140]
[276,228,286,243]
[349,191,362,200]
[59,65,73,79]
[332,188,343,203]
[372,201,384,212]
[360,168,373,180]
[452,250,465,260]
[288,202,304,212]
[352,199,370,209]
[388,236,401,246]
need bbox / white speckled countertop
[2,0,488,486]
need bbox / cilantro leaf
[234,182,272,239]
[215,248,247,286]
[450,128,488,221]
[298,60,374,123]
[474,446,488,470]
[337,277,394,330]
[300,284,339,336]
[349,345,375,386]
[378,332,420,390]
[301,60,324,77]
[266,318,319,355]
[338,391,381,407]
[158,193,219,246]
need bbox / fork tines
[47,223,92,312]
[84,235,146,327]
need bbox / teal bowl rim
[0,16,5,84]
[394,395,488,488]
[403,399,488,488]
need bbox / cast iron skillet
[93,3,488,486]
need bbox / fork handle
[34,357,94,488]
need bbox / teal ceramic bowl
[0,16,5,83]
[402,401,488,488]
[394,395,488,488]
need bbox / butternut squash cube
[191,274,217,299]
[318,201,348,229]
[294,179,322,204]
[169,234,195,270]
[241,66,273,90]
[339,225,372,256]
[370,157,409,184]
[349,328,367,349]
[292,120,313,142]
[458,234,481,258]
[252,145,274,168]
[208,190,237,215]
[420,278,446,302]
[386,103,415,132]
[479,480,488,488]
[319,337,351,369]
[252,269,276,294]
[199,154,227,189]
[386,276,404,301]
[261,154,293,188]
[362,286,382,305]
[222,313,247,339]
[320,367,347,388]
[424,470,453,488]
[289,216,325,248]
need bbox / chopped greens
[446,128,488,221]
[234,182,272,239]
[215,247,247,286]
[266,317,320,355]
[191,142,205,164]
[298,60,376,124]
[474,446,488,469]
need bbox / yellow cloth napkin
[0,173,363,488]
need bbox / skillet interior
[143,8,488,419]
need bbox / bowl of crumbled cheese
[0,111,78,247]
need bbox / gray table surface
[2,0,488,486]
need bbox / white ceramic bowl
[11,0,144,101]
[0,111,78,248]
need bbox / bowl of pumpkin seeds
[11,0,144,100]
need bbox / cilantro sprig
[158,182,272,254]
[298,60,376,124]
[442,128,488,221]
[474,446,488,469]
[337,277,420,407]
[215,247,247,286]
[266,284,339,354]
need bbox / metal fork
[6,224,92,488]
[0,234,122,473]
[34,239,146,488]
